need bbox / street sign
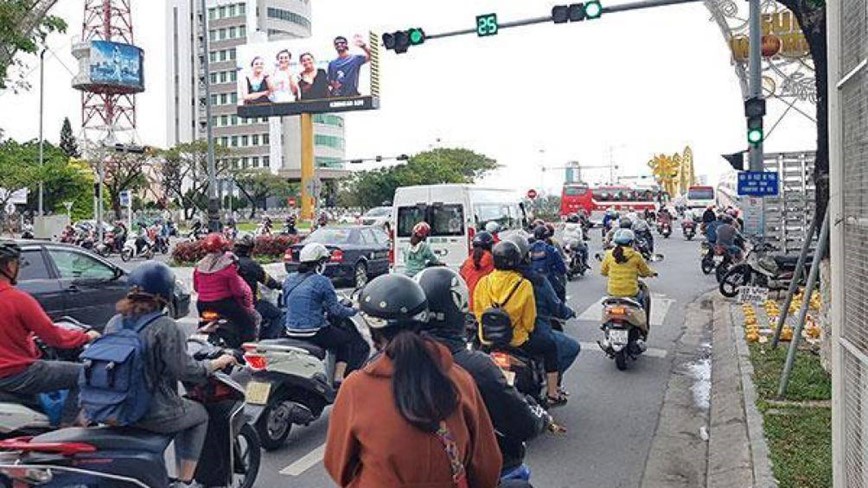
[476,13,498,37]
[737,171,778,196]
[742,196,765,237]
[527,189,538,200]
[737,286,769,304]
[119,190,131,207]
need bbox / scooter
[658,221,672,238]
[564,238,590,280]
[719,240,809,298]
[682,220,697,241]
[598,283,650,371]
[0,338,261,488]
[20,225,34,240]
[635,233,664,263]
[94,231,116,257]
[121,232,154,262]
[477,316,548,407]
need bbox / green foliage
[59,117,79,158]
[231,169,295,217]
[0,1,67,89]
[759,404,831,488]
[341,148,498,208]
[159,140,231,218]
[0,139,40,207]
[748,343,831,402]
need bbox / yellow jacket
[600,246,655,297]
[473,270,536,347]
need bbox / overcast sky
[0,0,817,195]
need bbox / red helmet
[412,222,431,238]
[202,233,229,253]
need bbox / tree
[0,139,39,222]
[97,151,149,221]
[59,117,79,158]
[231,169,294,218]
[159,140,230,220]
[0,1,65,90]
[342,148,498,208]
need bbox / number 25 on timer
[476,13,498,37]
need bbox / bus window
[564,186,588,196]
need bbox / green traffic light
[585,1,603,19]
[748,128,763,144]
[409,28,425,45]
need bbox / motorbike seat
[34,427,172,454]
[257,338,327,360]
[603,297,643,309]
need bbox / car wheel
[354,262,368,289]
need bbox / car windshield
[305,228,359,245]
[688,188,715,200]
[564,185,588,196]
[365,207,390,217]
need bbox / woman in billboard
[242,56,271,105]
[297,52,330,100]
[270,49,299,103]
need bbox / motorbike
[682,220,697,241]
[700,241,724,275]
[477,316,548,407]
[635,232,664,263]
[564,238,590,280]
[121,232,154,262]
[0,318,91,440]
[719,240,809,298]
[0,338,261,488]
[657,221,672,238]
[94,231,117,257]
[20,225,34,240]
[597,283,650,371]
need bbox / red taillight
[284,249,294,262]
[330,249,344,262]
[491,352,511,370]
[201,310,220,321]
[244,353,268,371]
[0,438,96,456]
[468,226,476,252]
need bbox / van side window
[397,206,426,238]
[429,205,464,236]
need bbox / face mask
[316,261,327,275]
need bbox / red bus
[561,183,658,217]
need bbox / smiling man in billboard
[328,34,371,98]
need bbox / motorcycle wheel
[720,264,752,298]
[121,249,132,262]
[715,261,730,284]
[615,350,628,371]
[701,257,714,275]
[256,397,294,451]
[686,234,694,241]
[146,248,154,260]
[231,423,261,488]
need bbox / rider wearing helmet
[715,215,745,260]
[460,231,495,309]
[414,267,548,477]
[234,233,284,340]
[283,243,370,387]
[475,241,564,406]
[602,208,619,236]
[107,262,237,488]
[484,221,502,243]
[403,221,440,277]
[0,241,101,424]
[600,229,656,337]
[529,225,568,303]
[324,274,502,488]
[604,217,633,247]
[282,215,298,235]
[193,233,256,348]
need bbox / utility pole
[200,0,220,232]
[37,48,46,217]
[747,0,764,171]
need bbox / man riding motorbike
[233,233,284,340]
[600,230,657,340]
[604,217,633,248]
[0,241,101,424]
[632,218,655,254]
[283,243,370,388]
[601,209,619,238]
[562,213,590,273]
[715,215,745,261]
[281,215,298,235]
[414,266,549,478]
[485,221,502,243]
[529,225,567,303]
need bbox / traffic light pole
[747,0,764,172]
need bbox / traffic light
[382,28,425,54]
[744,96,766,146]
[721,152,746,171]
[552,2,603,23]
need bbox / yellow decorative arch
[648,146,695,197]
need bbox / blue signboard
[737,171,779,197]
[89,40,144,90]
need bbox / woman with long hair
[297,52,330,100]
[459,231,495,309]
[600,229,657,337]
[270,49,299,103]
[324,274,502,487]
[242,56,271,105]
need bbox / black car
[283,226,391,288]
[14,240,191,330]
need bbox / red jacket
[459,251,495,309]
[193,253,253,310]
[0,282,90,378]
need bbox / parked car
[359,206,392,228]
[283,226,391,288]
[14,240,191,330]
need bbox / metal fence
[762,152,816,254]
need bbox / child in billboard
[328,34,370,98]
[270,49,299,103]
[242,57,271,105]
[297,52,330,100]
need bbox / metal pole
[37,48,46,217]
[97,157,105,244]
[747,0,764,171]
[771,212,819,348]
[777,210,830,398]
[200,0,219,232]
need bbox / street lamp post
[37,48,46,217]
[200,0,220,232]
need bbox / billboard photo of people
[236,32,380,117]
[89,40,144,90]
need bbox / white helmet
[485,221,501,233]
[299,243,330,263]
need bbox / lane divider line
[279,443,326,476]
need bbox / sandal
[546,392,568,408]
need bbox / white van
[391,185,527,272]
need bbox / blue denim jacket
[283,272,356,337]
[529,241,567,277]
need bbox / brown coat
[324,341,503,488]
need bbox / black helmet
[492,241,522,270]
[503,233,530,259]
[414,267,469,333]
[359,274,428,330]
[233,233,255,254]
[567,213,580,223]
[533,225,550,241]
[619,218,633,229]
[0,241,22,263]
[128,261,176,304]
[472,231,494,250]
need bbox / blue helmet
[128,261,175,304]
[613,229,636,246]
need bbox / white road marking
[579,342,669,359]
[575,293,674,327]
[279,443,326,476]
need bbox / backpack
[78,311,162,426]
[480,279,523,347]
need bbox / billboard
[89,40,144,90]
[236,32,380,118]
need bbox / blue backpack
[78,311,162,426]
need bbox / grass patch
[759,403,832,488]
[749,343,831,401]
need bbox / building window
[219,6,227,17]
[230,92,238,104]
[221,115,229,126]
[265,8,311,30]
[262,134,270,145]
[209,30,216,42]
[316,157,344,169]
[239,25,246,38]
[313,114,344,128]
[241,135,249,146]
[252,134,259,146]
[231,115,238,126]
[208,8,216,20]
[209,52,217,63]
[230,71,237,82]
[209,72,217,84]
[263,156,270,167]
[228,4,236,17]
[239,3,246,15]
[242,157,249,169]
[252,157,260,168]
[314,134,344,150]
[231,136,239,147]
[229,48,236,60]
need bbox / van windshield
[397,205,465,237]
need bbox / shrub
[171,234,303,266]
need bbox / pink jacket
[193,253,254,311]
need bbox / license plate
[609,329,629,345]
[245,381,272,405]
